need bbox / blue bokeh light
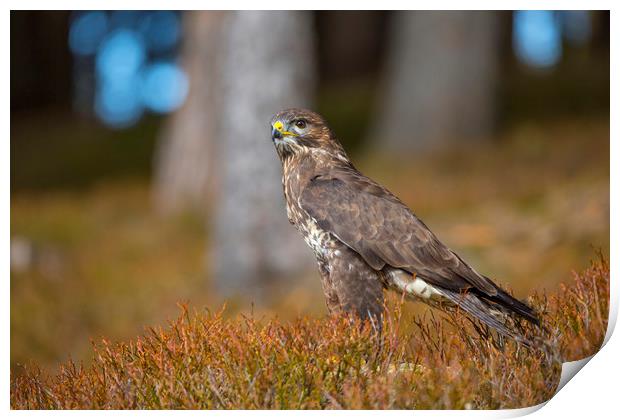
[69,11,188,128]
[108,11,143,30]
[141,62,189,114]
[139,11,181,53]
[95,76,144,128]
[561,11,592,46]
[69,11,109,56]
[96,29,146,82]
[513,11,562,69]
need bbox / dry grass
[11,257,608,409]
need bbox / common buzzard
[270,108,539,342]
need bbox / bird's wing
[299,172,500,297]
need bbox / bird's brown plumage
[270,108,539,341]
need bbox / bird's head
[270,108,346,161]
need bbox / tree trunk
[371,11,499,153]
[154,11,316,302]
[211,11,316,301]
[153,11,225,213]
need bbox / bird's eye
[295,120,307,129]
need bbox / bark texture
[372,11,500,153]
[154,11,317,301]
[212,11,316,299]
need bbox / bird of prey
[270,108,539,342]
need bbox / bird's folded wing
[299,175,500,297]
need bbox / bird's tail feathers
[438,289,537,347]
[488,288,540,326]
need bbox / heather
[11,258,609,409]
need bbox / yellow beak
[272,120,298,139]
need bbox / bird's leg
[316,259,341,315]
[325,246,385,324]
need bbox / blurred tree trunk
[154,11,316,302]
[371,11,500,153]
[213,11,316,300]
[153,11,225,213]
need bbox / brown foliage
[11,257,609,409]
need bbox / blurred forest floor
[10,117,609,373]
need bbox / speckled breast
[282,165,336,260]
[298,215,335,259]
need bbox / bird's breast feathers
[297,213,334,258]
